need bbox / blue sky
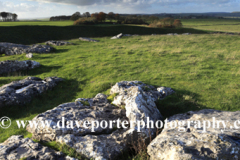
[0,0,240,19]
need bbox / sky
[0,0,240,19]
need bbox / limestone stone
[0,60,40,75]
[0,43,54,56]
[0,135,76,160]
[27,81,174,160]
[79,37,99,42]
[147,109,240,160]
[45,41,73,46]
[111,81,174,138]
[0,77,63,108]
[26,53,33,58]
[111,33,123,39]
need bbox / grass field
[182,18,240,33]
[0,19,240,159]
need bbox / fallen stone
[0,135,75,160]
[27,93,128,160]
[57,129,128,160]
[182,33,191,35]
[0,43,54,56]
[27,93,127,141]
[0,76,63,108]
[27,82,174,160]
[0,60,40,75]
[147,109,240,160]
[26,53,33,58]
[79,37,99,42]
[45,41,73,46]
[111,33,123,39]
[111,81,174,137]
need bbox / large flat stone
[0,135,75,160]
[0,77,63,108]
[0,60,40,75]
[147,109,240,160]
[0,43,54,56]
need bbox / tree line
[0,12,18,21]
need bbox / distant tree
[12,13,18,21]
[82,12,91,18]
[115,14,120,21]
[107,12,115,22]
[97,12,106,22]
[162,17,174,26]
[7,12,12,21]
[173,19,182,28]
[70,12,81,21]
[0,12,8,21]
[91,13,98,19]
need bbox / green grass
[182,18,240,32]
[1,34,240,143]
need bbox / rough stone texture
[27,82,174,160]
[147,109,240,160]
[0,43,54,56]
[0,60,40,75]
[111,33,123,39]
[57,129,128,160]
[45,41,73,46]
[27,93,128,160]
[0,76,63,108]
[182,33,191,35]
[0,135,76,160]
[26,53,33,58]
[27,93,127,141]
[79,37,99,42]
[111,81,174,137]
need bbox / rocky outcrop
[27,93,127,141]
[45,41,73,46]
[26,53,33,58]
[27,93,128,159]
[0,77,63,108]
[111,33,123,39]
[0,43,54,56]
[0,135,75,160]
[79,37,99,42]
[0,60,40,75]
[27,81,173,160]
[147,109,240,160]
[111,81,174,139]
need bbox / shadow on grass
[0,78,84,119]
[0,65,62,77]
[0,25,208,45]
[156,89,209,119]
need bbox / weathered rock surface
[27,93,128,159]
[79,37,99,42]
[26,53,33,58]
[27,82,174,160]
[0,135,75,160]
[45,41,73,46]
[0,76,63,108]
[57,129,128,160]
[0,60,40,75]
[27,93,127,141]
[111,81,174,137]
[111,33,123,39]
[0,43,54,56]
[147,109,240,160]
[182,33,191,35]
